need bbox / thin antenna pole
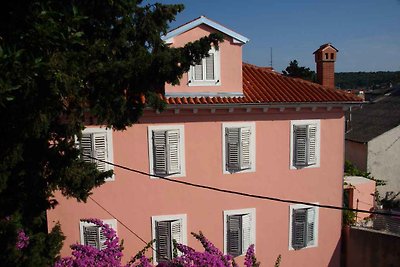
[270,47,273,68]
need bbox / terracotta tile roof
[164,63,362,105]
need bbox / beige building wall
[368,124,400,196]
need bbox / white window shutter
[83,225,101,249]
[99,227,107,250]
[292,209,307,249]
[306,208,315,246]
[193,63,203,80]
[166,130,180,175]
[156,221,171,262]
[80,133,94,163]
[227,215,242,257]
[153,131,167,175]
[93,132,108,172]
[294,125,308,166]
[205,53,215,80]
[242,214,252,253]
[240,127,251,170]
[307,125,317,165]
[226,128,240,171]
[171,220,182,256]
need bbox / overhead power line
[84,154,397,217]
[88,195,161,256]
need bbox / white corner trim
[162,16,249,44]
[288,204,319,251]
[289,119,321,170]
[147,124,186,178]
[223,208,256,256]
[79,218,117,245]
[222,122,256,174]
[151,214,187,265]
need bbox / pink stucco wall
[164,24,243,94]
[344,176,376,221]
[47,108,345,267]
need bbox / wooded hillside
[335,71,400,89]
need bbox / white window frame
[288,204,319,250]
[188,47,221,86]
[148,125,185,178]
[223,208,256,256]
[290,120,320,169]
[222,122,256,174]
[80,127,114,181]
[79,218,117,250]
[151,214,187,265]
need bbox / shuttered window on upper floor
[189,47,220,86]
[291,120,320,169]
[77,128,114,180]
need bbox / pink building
[47,17,362,266]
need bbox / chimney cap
[313,43,339,54]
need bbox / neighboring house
[345,88,400,197]
[344,176,376,222]
[47,16,361,267]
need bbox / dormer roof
[162,16,250,44]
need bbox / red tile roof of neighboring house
[164,63,362,105]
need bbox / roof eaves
[162,16,250,44]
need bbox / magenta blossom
[16,229,29,250]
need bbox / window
[148,125,185,178]
[188,47,220,86]
[290,120,320,169]
[222,122,256,174]
[78,127,114,180]
[224,208,256,257]
[289,205,318,250]
[151,214,187,264]
[79,219,117,250]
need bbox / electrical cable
[83,154,397,217]
[88,195,161,257]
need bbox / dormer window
[188,47,220,86]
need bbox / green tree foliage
[0,1,223,265]
[335,71,400,89]
[282,60,315,81]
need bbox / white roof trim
[162,16,249,44]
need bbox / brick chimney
[313,43,338,89]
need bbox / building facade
[47,16,361,266]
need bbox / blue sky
[162,0,400,73]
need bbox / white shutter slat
[240,127,251,170]
[166,130,180,175]
[205,54,215,80]
[294,125,308,166]
[80,133,94,163]
[153,131,167,175]
[307,125,317,165]
[171,220,182,256]
[93,132,107,172]
[242,214,251,253]
[156,221,171,262]
[99,227,107,250]
[226,128,240,171]
[292,209,307,249]
[227,215,242,257]
[307,208,315,246]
